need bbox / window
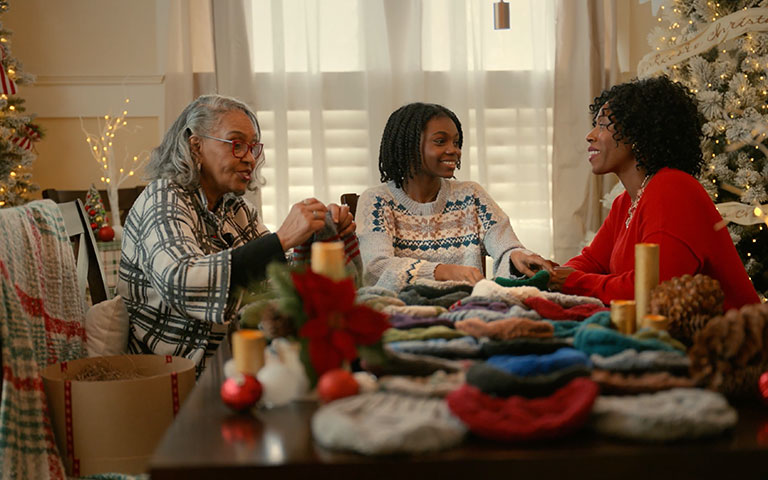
[241,0,555,257]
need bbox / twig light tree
[80,98,147,229]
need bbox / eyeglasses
[199,134,264,160]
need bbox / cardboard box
[41,354,195,477]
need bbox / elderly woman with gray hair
[117,94,355,375]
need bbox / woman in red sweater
[549,76,759,311]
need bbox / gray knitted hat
[312,392,467,455]
[590,388,737,442]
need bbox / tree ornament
[0,63,16,95]
[84,184,110,233]
[220,374,263,411]
[98,225,115,242]
[317,368,359,403]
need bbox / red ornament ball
[317,369,359,403]
[759,371,768,405]
[88,208,95,216]
[220,374,263,411]
[90,222,98,230]
[98,225,115,242]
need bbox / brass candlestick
[635,243,659,328]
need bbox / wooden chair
[340,193,360,217]
[59,199,111,304]
[43,185,144,225]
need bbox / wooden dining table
[150,338,768,480]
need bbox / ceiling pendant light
[494,0,510,30]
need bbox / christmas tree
[85,185,108,231]
[84,184,114,242]
[0,0,42,207]
[641,0,768,299]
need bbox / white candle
[644,314,669,332]
[311,241,346,280]
[232,329,266,376]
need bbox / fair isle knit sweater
[357,179,528,291]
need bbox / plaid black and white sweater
[117,179,281,376]
[357,179,530,292]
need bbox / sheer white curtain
[211,0,555,257]
[159,0,217,130]
[551,0,624,262]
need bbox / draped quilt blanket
[0,200,87,480]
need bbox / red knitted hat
[524,296,608,321]
[445,378,599,441]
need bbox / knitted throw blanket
[0,200,87,480]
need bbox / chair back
[340,193,360,218]
[43,185,144,225]
[59,199,111,304]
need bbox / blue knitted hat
[486,347,592,377]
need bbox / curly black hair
[378,102,463,188]
[589,76,704,177]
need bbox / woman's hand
[328,203,355,237]
[434,264,485,285]
[276,198,327,250]
[547,266,575,291]
[509,249,557,277]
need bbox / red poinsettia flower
[293,269,390,376]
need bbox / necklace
[625,174,651,229]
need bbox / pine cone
[239,300,297,339]
[256,301,297,339]
[650,274,724,344]
[689,302,768,398]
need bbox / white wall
[5,0,165,195]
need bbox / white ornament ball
[257,362,298,407]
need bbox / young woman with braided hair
[357,102,553,292]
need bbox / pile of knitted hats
[446,348,599,441]
[312,273,743,454]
